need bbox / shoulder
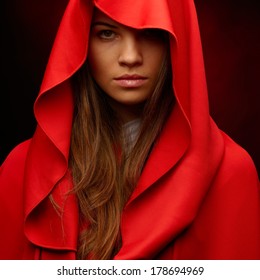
[0,140,32,259]
[189,132,260,259]
[220,132,259,186]
[204,130,260,220]
[1,140,31,171]
[0,140,31,195]
[210,131,260,217]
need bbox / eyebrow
[91,21,118,29]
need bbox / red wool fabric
[0,0,259,259]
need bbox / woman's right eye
[98,30,116,40]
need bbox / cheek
[88,48,101,76]
[147,55,164,80]
[145,44,166,71]
[88,45,114,83]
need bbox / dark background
[1,0,260,175]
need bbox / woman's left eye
[142,29,166,40]
[98,30,116,40]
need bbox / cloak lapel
[127,105,190,205]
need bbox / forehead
[91,8,170,42]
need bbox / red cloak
[0,0,259,259]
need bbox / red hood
[24,0,224,257]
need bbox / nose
[118,34,143,67]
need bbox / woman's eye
[98,30,116,40]
[142,29,166,40]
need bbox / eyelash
[95,28,166,42]
[97,30,116,40]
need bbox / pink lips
[114,74,147,88]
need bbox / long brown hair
[69,45,174,259]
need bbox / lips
[114,74,148,88]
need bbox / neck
[107,98,145,124]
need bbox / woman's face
[88,9,168,122]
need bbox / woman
[0,0,259,260]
